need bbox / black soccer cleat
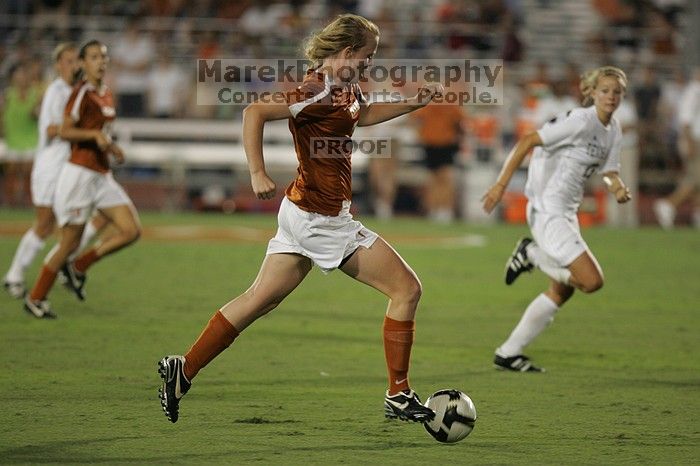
[158,355,191,423]
[4,280,26,299]
[494,354,544,372]
[61,262,86,301]
[384,389,436,423]
[23,296,57,319]
[504,237,534,285]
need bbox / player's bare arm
[358,83,444,127]
[59,115,110,149]
[482,131,543,213]
[602,172,631,203]
[242,95,292,200]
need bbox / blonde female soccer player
[24,40,141,318]
[482,66,632,372]
[159,14,443,424]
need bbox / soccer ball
[423,389,477,443]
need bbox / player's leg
[567,250,604,293]
[340,237,434,422]
[68,203,141,276]
[74,210,110,257]
[57,204,140,301]
[4,206,55,298]
[48,210,113,264]
[495,280,575,372]
[158,253,312,423]
[24,223,84,318]
[517,241,602,294]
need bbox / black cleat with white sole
[505,237,534,285]
[158,355,191,423]
[384,389,435,423]
[61,262,86,301]
[23,296,57,319]
[494,354,544,372]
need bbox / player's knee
[548,285,574,305]
[401,275,423,305]
[580,277,604,294]
[123,224,141,244]
[34,223,53,239]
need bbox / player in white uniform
[3,44,105,299]
[481,66,632,372]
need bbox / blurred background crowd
[0,0,698,226]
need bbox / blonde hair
[304,14,379,66]
[580,66,628,106]
[52,42,77,62]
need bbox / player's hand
[615,186,631,204]
[481,183,506,214]
[95,132,112,151]
[251,171,276,200]
[416,83,444,106]
[110,144,125,164]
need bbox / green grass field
[0,209,698,465]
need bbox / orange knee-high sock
[74,248,100,274]
[30,265,58,301]
[383,316,415,395]
[183,310,240,381]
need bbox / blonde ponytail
[303,14,379,67]
[580,66,628,106]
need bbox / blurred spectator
[367,114,405,220]
[563,62,582,103]
[501,11,523,62]
[520,61,552,114]
[634,66,661,153]
[411,103,466,223]
[1,62,40,207]
[147,52,187,118]
[196,31,221,59]
[111,17,155,117]
[648,9,678,56]
[654,67,700,229]
[533,80,578,125]
[659,69,686,165]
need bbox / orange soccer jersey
[284,70,365,216]
[64,80,116,173]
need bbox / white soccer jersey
[34,77,73,173]
[525,106,622,216]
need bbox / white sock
[527,243,572,284]
[497,293,559,357]
[5,229,46,283]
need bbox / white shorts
[527,202,588,267]
[31,164,62,207]
[53,162,133,226]
[267,196,379,273]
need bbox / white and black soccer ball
[423,389,477,443]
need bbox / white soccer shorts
[267,196,379,273]
[31,164,63,207]
[53,162,134,226]
[527,203,589,267]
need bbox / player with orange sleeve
[23,40,141,318]
[158,14,444,424]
